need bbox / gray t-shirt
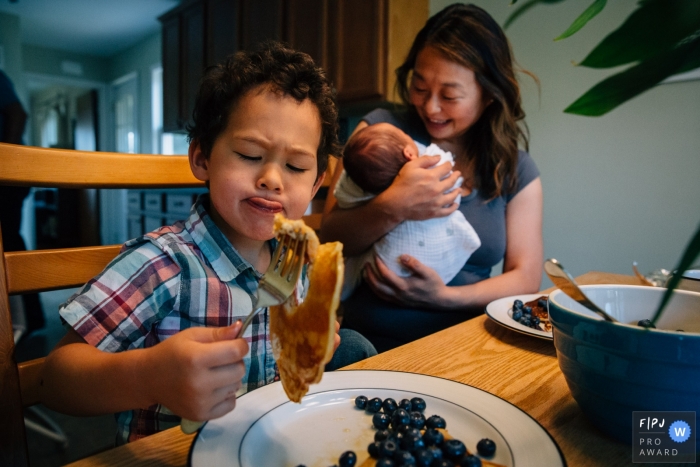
[341,108,540,352]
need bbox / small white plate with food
[485,294,553,340]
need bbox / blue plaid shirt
[60,194,278,444]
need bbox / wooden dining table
[66,272,649,467]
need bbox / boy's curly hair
[187,41,340,179]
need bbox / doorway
[24,73,106,250]
[100,72,140,245]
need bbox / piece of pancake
[270,214,344,403]
[524,295,551,332]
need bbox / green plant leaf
[579,0,700,68]
[564,37,700,116]
[504,0,566,29]
[650,223,700,326]
[554,0,607,41]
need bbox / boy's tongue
[248,197,283,213]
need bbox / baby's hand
[143,321,249,421]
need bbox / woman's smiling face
[189,85,323,248]
[409,46,489,150]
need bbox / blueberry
[380,439,399,459]
[522,305,532,315]
[382,398,398,415]
[399,398,413,412]
[366,397,383,413]
[531,316,540,328]
[513,299,523,310]
[409,411,426,429]
[394,450,416,466]
[422,428,444,447]
[519,316,530,326]
[354,395,368,410]
[511,310,522,321]
[391,408,410,429]
[410,397,426,413]
[442,439,466,461]
[413,449,433,467]
[373,412,391,430]
[400,428,425,452]
[424,445,443,461]
[433,460,455,467]
[395,424,411,434]
[460,455,482,467]
[476,438,496,457]
[537,298,548,309]
[375,429,391,442]
[638,319,656,328]
[375,458,396,467]
[425,415,446,429]
[339,450,357,467]
[368,441,381,457]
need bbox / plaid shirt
[59,195,279,444]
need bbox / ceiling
[0,0,180,57]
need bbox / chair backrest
[0,143,332,465]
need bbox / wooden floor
[15,289,117,467]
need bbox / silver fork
[236,232,308,337]
[181,231,308,434]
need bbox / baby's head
[343,123,419,194]
[188,41,340,180]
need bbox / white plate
[485,294,553,340]
[189,370,564,467]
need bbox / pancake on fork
[270,214,344,402]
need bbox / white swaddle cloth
[335,142,481,300]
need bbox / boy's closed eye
[236,152,261,162]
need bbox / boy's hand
[143,321,249,422]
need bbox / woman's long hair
[396,3,532,199]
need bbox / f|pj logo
[633,411,696,463]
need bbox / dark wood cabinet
[329,0,428,104]
[181,2,206,130]
[160,0,242,133]
[285,0,329,69]
[159,0,427,131]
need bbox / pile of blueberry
[317,395,497,467]
[509,298,546,330]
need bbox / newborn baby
[335,122,481,299]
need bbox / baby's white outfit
[334,142,481,300]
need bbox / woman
[320,3,543,353]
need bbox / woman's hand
[333,320,341,352]
[378,155,462,222]
[363,255,452,309]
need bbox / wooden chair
[0,142,332,465]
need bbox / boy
[335,123,481,298]
[40,42,344,444]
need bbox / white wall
[431,0,700,284]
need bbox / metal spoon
[544,258,618,323]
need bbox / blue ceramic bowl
[548,285,700,450]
